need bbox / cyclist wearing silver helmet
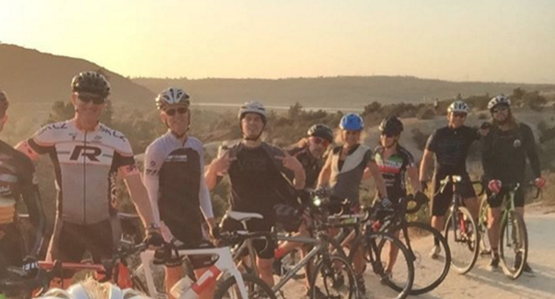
[419,100,481,259]
[481,95,544,274]
[206,101,305,287]
[143,88,216,299]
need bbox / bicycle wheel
[478,197,492,257]
[309,254,358,299]
[396,222,451,295]
[349,232,414,299]
[213,273,277,299]
[499,210,528,280]
[443,206,479,274]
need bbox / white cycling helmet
[155,88,190,110]
[487,95,511,111]
[447,100,470,114]
[238,101,267,123]
[36,280,150,299]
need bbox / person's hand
[534,177,546,189]
[209,225,220,241]
[22,256,39,276]
[488,179,502,194]
[380,197,394,210]
[210,151,236,175]
[275,152,303,172]
[144,226,164,248]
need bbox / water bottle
[170,276,195,299]
[170,265,222,299]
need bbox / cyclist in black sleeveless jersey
[16,72,161,284]
[0,90,45,290]
[206,101,305,288]
[481,95,544,273]
[419,100,481,257]
[144,88,216,299]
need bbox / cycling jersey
[481,123,540,183]
[287,146,322,189]
[329,144,373,204]
[0,140,45,273]
[143,133,213,244]
[24,120,135,225]
[373,144,415,202]
[425,125,479,174]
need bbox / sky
[1,0,554,84]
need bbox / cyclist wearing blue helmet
[317,113,390,294]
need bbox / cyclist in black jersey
[372,116,423,275]
[144,88,216,299]
[482,95,544,274]
[16,72,161,285]
[205,101,305,288]
[0,90,46,294]
[419,100,481,258]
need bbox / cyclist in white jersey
[16,72,161,285]
[143,88,216,299]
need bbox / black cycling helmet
[378,116,404,136]
[307,124,334,143]
[71,71,111,98]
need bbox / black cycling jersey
[426,125,479,174]
[0,140,45,261]
[481,123,540,183]
[287,146,322,189]
[374,144,415,202]
[227,142,296,220]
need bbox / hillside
[133,77,555,110]
[0,43,155,107]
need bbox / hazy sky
[1,0,554,83]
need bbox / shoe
[522,263,535,277]
[430,245,441,259]
[356,274,366,294]
[273,258,283,276]
[488,255,499,271]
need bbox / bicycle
[139,234,276,299]
[221,209,359,299]
[478,181,540,279]
[438,175,480,274]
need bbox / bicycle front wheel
[499,210,528,280]
[396,222,451,295]
[213,273,277,299]
[443,206,479,274]
[309,254,358,299]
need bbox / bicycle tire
[213,273,277,299]
[478,197,492,256]
[499,210,528,280]
[397,222,451,295]
[443,206,479,274]
[349,232,414,299]
[309,254,358,299]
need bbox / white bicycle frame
[140,246,248,299]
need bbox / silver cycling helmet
[238,101,267,123]
[487,95,511,111]
[37,280,150,299]
[155,88,190,110]
[447,100,470,114]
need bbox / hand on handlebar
[534,177,546,189]
[488,179,502,194]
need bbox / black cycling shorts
[486,187,525,208]
[431,172,477,216]
[220,215,276,260]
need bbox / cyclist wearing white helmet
[206,101,305,287]
[143,88,216,299]
[317,113,390,294]
[419,100,480,258]
[16,72,160,287]
[0,90,45,293]
[36,278,150,299]
[481,95,543,274]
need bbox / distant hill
[0,43,155,107]
[133,77,555,110]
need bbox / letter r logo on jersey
[70,145,102,162]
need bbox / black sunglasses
[78,95,105,105]
[492,106,508,114]
[453,112,467,118]
[165,107,188,116]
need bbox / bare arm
[419,149,434,182]
[317,153,333,188]
[122,170,157,228]
[366,161,388,198]
[407,165,421,192]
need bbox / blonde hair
[335,128,368,145]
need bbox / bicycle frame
[140,246,248,299]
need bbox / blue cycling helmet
[339,113,364,131]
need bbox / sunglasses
[310,137,330,147]
[452,112,467,118]
[78,95,105,105]
[492,106,508,114]
[164,107,188,116]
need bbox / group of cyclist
[0,70,546,299]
